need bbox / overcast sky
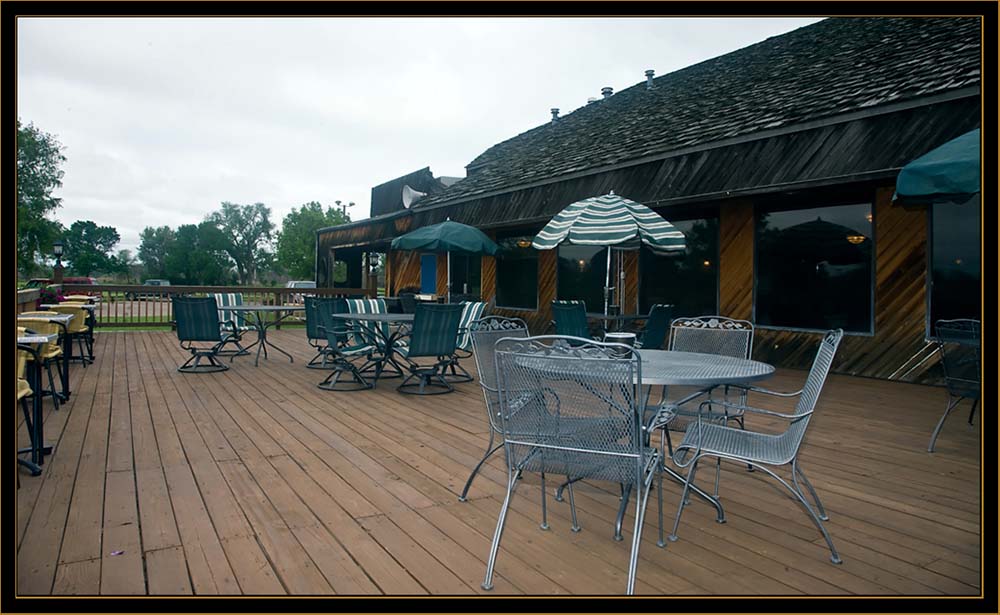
[17,17,822,254]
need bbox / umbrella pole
[447,251,451,303]
[604,246,612,317]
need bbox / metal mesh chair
[172,296,231,373]
[208,292,252,357]
[668,329,845,564]
[928,318,981,452]
[316,302,375,391]
[444,301,488,383]
[305,297,346,369]
[482,335,662,595]
[635,304,673,350]
[459,316,529,501]
[551,300,593,342]
[395,303,464,395]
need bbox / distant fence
[60,284,375,328]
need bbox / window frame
[752,199,876,336]
[924,198,982,341]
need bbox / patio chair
[399,293,418,314]
[42,305,92,366]
[208,292,253,357]
[304,297,345,369]
[16,319,64,410]
[316,302,375,391]
[928,318,981,453]
[395,303,464,395]
[668,329,844,565]
[459,316,529,501]
[634,303,673,350]
[171,296,231,373]
[550,300,593,342]
[482,335,663,595]
[444,300,488,383]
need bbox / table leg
[59,322,71,400]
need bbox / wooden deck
[15,330,983,597]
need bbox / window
[755,203,873,333]
[929,195,981,330]
[557,245,607,312]
[450,254,482,297]
[640,217,719,316]
[496,234,538,310]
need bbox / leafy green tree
[206,202,275,285]
[113,249,140,283]
[163,221,233,285]
[138,225,176,279]
[17,120,66,277]
[275,201,351,279]
[63,220,121,276]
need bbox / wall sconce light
[577,259,587,272]
[702,259,712,267]
[516,239,532,248]
[865,213,873,223]
[846,235,866,245]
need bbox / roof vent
[587,97,598,104]
[645,69,655,89]
[550,108,559,121]
[601,86,613,99]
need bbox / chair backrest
[470,317,529,430]
[43,305,89,334]
[17,318,63,357]
[456,301,488,351]
[399,293,418,314]
[305,297,345,341]
[669,315,754,359]
[640,304,674,350]
[346,298,389,347]
[172,297,223,343]
[318,298,359,348]
[406,303,464,359]
[209,293,246,328]
[551,300,590,338]
[16,326,32,381]
[494,335,646,485]
[935,318,981,398]
[778,329,844,458]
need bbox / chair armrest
[645,403,677,431]
[699,399,812,421]
[727,383,803,398]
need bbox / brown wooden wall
[622,251,639,315]
[387,250,422,296]
[719,200,755,319]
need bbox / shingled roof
[414,17,980,209]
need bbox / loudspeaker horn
[401,184,427,209]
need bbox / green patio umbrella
[391,219,499,302]
[894,128,980,206]
[532,191,686,316]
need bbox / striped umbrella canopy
[531,192,686,254]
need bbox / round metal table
[637,349,775,386]
[227,305,305,367]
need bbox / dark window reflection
[755,203,873,332]
[496,234,538,310]
[558,245,607,312]
[450,254,482,298]
[930,196,981,328]
[640,218,719,316]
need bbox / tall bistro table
[41,302,97,363]
[325,313,414,386]
[17,332,60,474]
[225,304,305,367]
[18,312,75,401]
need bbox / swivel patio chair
[634,303,673,350]
[459,316,529,501]
[395,303,464,395]
[398,293,418,314]
[208,292,253,357]
[444,300,488,383]
[550,300,593,343]
[304,296,346,369]
[17,319,64,410]
[928,318,981,453]
[667,329,844,565]
[346,298,406,380]
[482,335,663,595]
[316,302,375,391]
[172,296,232,373]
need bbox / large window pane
[496,234,538,310]
[558,245,607,312]
[450,254,482,297]
[640,217,719,316]
[930,196,981,328]
[755,203,873,332]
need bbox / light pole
[52,239,65,285]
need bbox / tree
[275,201,351,279]
[113,249,140,283]
[63,220,120,276]
[206,202,275,285]
[163,222,233,285]
[17,120,66,277]
[138,225,176,279]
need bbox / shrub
[38,286,65,304]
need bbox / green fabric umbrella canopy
[895,128,980,205]
[391,220,499,302]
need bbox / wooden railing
[60,284,375,328]
[17,289,41,315]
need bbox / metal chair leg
[669,457,701,542]
[459,432,503,502]
[793,461,829,521]
[539,473,549,530]
[482,468,520,591]
[928,395,962,452]
[753,462,842,564]
[567,482,580,532]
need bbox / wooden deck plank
[145,546,194,595]
[52,558,101,595]
[100,470,145,595]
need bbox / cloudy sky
[17,17,821,254]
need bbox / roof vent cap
[550,108,559,121]
[645,69,655,89]
[601,86,613,99]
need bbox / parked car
[24,276,99,295]
[125,279,171,300]
[285,280,316,304]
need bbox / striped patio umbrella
[532,192,685,315]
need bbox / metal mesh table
[226,305,305,367]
